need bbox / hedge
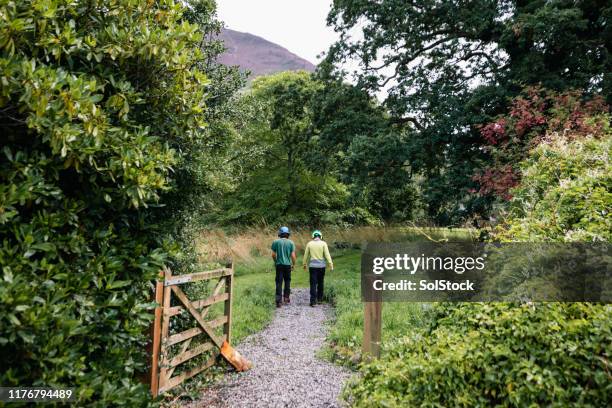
[0,1,208,405]
[346,303,611,407]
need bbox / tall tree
[220,71,357,225]
[324,0,612,223]
[310,74,419,220]
[253,71,320,210]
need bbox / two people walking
[271,226,334,308]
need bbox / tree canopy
[323,0,612,223]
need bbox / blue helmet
[278,226,290,237]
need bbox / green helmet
[312,230,322,238]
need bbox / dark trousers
[275,264,292,302]
[309,267,325,303]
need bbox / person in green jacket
[271,226,296,308]
[302,230,333,307]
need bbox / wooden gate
[150,263,234,396]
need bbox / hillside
[218,28,315,77]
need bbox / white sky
[216,0,338,65]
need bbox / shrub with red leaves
[480,118,507,145]
[473,87,609,201]
[472,165,520,201]
[510,96,547,137]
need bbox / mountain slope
[218,28,315,77]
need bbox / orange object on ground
[220,340,252,372]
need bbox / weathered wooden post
[363,302,382,358]
[363,273,382,358]
[223,261,234,344]
[157,266,172,393]
[150,271,164,396]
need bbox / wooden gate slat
[171,285,224,347]
[166,292,229,317]
[164,268,232,286]
[223,264,233,344]
[165,314,227,380]
[167,276,226,344]
[150,277,164,396]
[169,341,215,368]
[158,267,173,391]
[159,354,218,393]
[167,316,228,346]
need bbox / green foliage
[496,133,611,242]
[346,303,612,407]
[324,0,612,223]
[343,101,612,406]
[0,0,218,405]
[344,131,420,220]
[309,73,425,221]
[222,167,354,225]
[152,0,246,272]
[217,70,424,225]
[309,78,389,170]
[217,71,378,226]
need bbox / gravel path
[189,288,350,408]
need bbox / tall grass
[231,273,276,342]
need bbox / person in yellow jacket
[302,230,333,307]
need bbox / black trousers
[275,264,292,302]
[309,267,325,303]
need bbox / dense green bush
[0,1,210,405]
[346,303,611,407]
[495,135,611,242]
[344,108,612,406]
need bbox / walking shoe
[284,296,290,304]
[310,301,315,307]
[276,301,282,308]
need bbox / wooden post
[363,271,382,358]
[223,261,233,344]
[150,273,164,396]
[363,301,382,358]
[158,266,173,394]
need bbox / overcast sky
[216,0,338,65]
